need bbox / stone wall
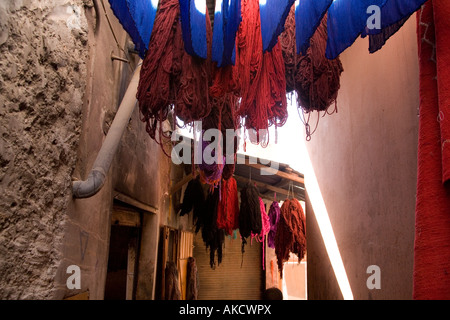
[0,0,91,299]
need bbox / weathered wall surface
[0,0,90,299]
[305,17,419,300]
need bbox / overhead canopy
[233,153,305,202]
[108,0,427,61]
[171,152,306,203]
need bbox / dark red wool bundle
[212,0,288,145]
[275,198,306,278]
[280,8,343,114]
[137,0,213,148]
[137,0,182,143]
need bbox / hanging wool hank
[275,198,306,278]
[197,136,225,189]
[251,197,270,243]
[216,177,240,236]
[179,176,205,217]
[137,0,213,152]
[250,197,270,270]
[234,0,288,146]
[280,8,343,140]
[136,0,182,145]
[203,92,240,180]
[195,187,225,269]
[239,182,262,254]
[175,8,213,127]
[267,200,281,249]
[186,257,199,300]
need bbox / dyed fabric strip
[212,0,241,67]
[259,0,295,52]
[363,0,427,53]
[326,0,386,59]
[108,0,158,59]
[295,0,332,55]
[179,0,208,59]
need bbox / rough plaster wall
[0,0,90,299]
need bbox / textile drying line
[105,0,428,162]
[108,0,427,62]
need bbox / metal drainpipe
[72,62,142,199]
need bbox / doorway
[104,202,142,300]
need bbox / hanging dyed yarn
[137,0,182,145]
[217,177,240,236]
[250,197,270,270]
[281,8,343,113]
[267,200,281,249]
[165,261,181,300]
[203,93,240,180]
[175,8,213,126]
[179,176,205,217]
[280,7,343,139]
[197,137,225,188]
[275,198,306,278]
[137,0,213,150]
[251,198,270,243]
[195,187,225,269]
[234,0,288,145]
[239,182,262,253]
[186,257,199,300]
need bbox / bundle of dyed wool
[197,137,225,188]
[165,261,181,300]
[275,198,306,278]
[217,177,240,236]
[251,197,270,270]
[267,200,281,249]
[239,182,262,253]
[279,8,343,114]
[179,176,205,217]
[137,0,213,149]
[195,187,225,268]
[202,93,240,180]
[137,0,182,144]
[251,198,270,243]
[233,0,288,145]
[175,6,214,126]
[186,257,199,300]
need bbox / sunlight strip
[300,139,354,300]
